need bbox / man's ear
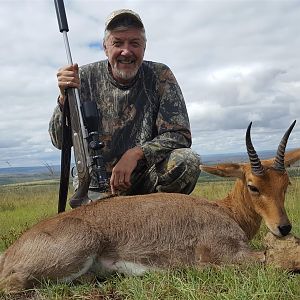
[103,41,108,57]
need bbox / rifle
[54,0,109,213]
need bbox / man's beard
[112,63,139,82]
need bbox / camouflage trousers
[74,148,201,200]
[125,148,201,195]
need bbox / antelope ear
[284,148,300,168]
[200,163,244,179]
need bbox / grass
[0,184,59,251]
[0,177,300,299]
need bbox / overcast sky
[0,0,299,168]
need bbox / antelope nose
[278,224,292,236]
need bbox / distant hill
[202,149,300,166]
[0,149,299,185]
[201,150,278,165]
[0,165,61,185]
[0,165,60,175]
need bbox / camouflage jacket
[49,60,191,173]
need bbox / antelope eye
[248,184,260,194]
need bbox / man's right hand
[110,146,145,195]
[56,64,80,106]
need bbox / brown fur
[264,232,300,271]
[0,148,300,293]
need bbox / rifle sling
[58,95,72,213]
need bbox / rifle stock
[67,88,92,208]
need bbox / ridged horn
[246,122,265,176]
[273,120,296,171]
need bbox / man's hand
[110,146,144,194]
[56,64,80,106]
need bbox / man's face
[104,28,146,84]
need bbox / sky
[0,0,299,168]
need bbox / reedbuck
[1,122,300,293]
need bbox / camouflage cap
[105,9,144,30]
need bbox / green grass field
[0,178,300,299]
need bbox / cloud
[0,0,299,167]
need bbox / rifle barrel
[54,0,87,139]
[54,0,69,32]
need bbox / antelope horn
[246,122,264,176]
[273,120,296,171]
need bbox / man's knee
[157,148,201,194]
[165,148,201,174]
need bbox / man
[49,9,200,201]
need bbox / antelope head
[201,121,300,238]
[244,120,297,237]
